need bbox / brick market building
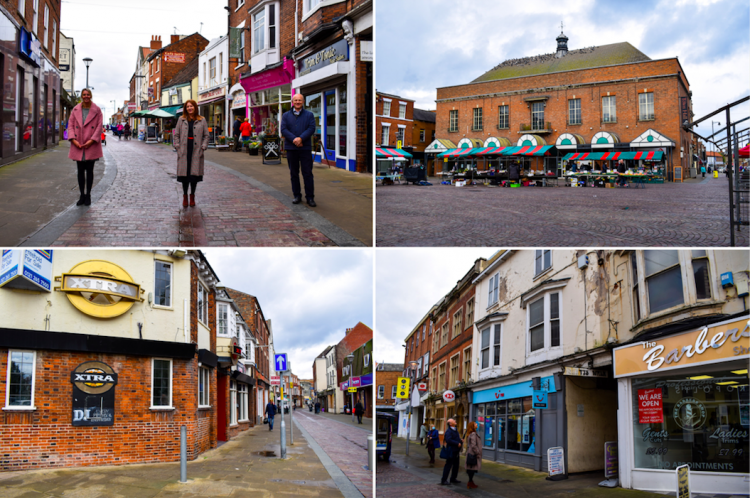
[335,322,373,415]
[0,0,62,167]
[374,363,402,411]
[145,33,209,112]
[396,305,435,436]
[412,108,436,170]
[0,249,220,471]
[434,30,697,181]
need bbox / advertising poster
[638,388,664,423]
[604,441,618,478]
[548,447,565,476]
[0,250,21,286]
[0,250,53,291]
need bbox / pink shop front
[239,59,293,138]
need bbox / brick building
[145,33,209,111]
[0,249,219,471]
[433,30,696,181]
[341,337,373,418]
[375,363,402,410]
[335,322,373,415]
[376,91,414,148]
[0,0,62,167]
[413,108,436,171]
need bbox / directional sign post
[275,353,289,459]
[275,353,288,372]
[396,377,410,398]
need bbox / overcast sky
[203,249,373,379]
[376,0,750,129]
[62,0,227,118]
[375,249,498,367]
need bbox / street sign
[274,353,288,372]
[442,390,455,402]
[564,366,608,378]
[397,140,402,149]
[271,376,280,385]
[348,387,357,393]
[396,377,410,398]
[417,382,428,392]
[532,390,548,409]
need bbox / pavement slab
[375,176,749,247]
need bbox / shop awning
[376,147,413,158]
[438,148,476,158]
[160,105,182,117]
[562,151,664,161]
[514,145,554,156]
[473,146,513,156]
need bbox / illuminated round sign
[70,361,118,395]
[60,260,143,318]
[443,390,456,402]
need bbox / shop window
[463,346,472,382]
[440,322,449,348]
[238,383,248,421]
[602,95,617,123]
[527,292,562,357]
[306,93,322,150]
[449,110,458,132]
[482,403,494,447]
[382,100,391,116]
[568,98,581,125]
[692,250,711,300]
[473,107,483,131]
[505,398,534,452]
[534,249,551,276]
[337,84,347,156]
[631,369,749,473]
[420,129,425,142]
[151,358,172,408]
[154,261,172,307]
[644,250,684,314]
[399,103,406,119]
[449,354,459,387]
[377,385,384,399]
[452,309,462,339]
[197,282,208,325]
[639,92,654,120]
[391,385,397,399]
[498,105,509,129]
[217,303,229,336]
[230,381,237,425]
[531,102,544,130]
[466,298,474,327]
[199,367,210,407]
[487,272,499,307]
[438,362,446,391]
[5,351,36,408]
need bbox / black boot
[76,194,86,206]
[84,194,91,206]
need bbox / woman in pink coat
[67,88,103,206]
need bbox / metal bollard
[180,425,187,483]
[367,434,375,471]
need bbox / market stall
[561,150,665,187]
[376,147,412,184]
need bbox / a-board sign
[604,441,618,478]
[262,136,281,165]
[676,464,690,498]
[674,166,683,183]
[548,447,565,476]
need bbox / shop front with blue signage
[472,375,564,471]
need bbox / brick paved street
[375,177,749,247]
[295,409,373,498]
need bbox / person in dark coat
[315,400,321,414]
[354,399,365,424]
[508,161,521,184]
[265,400,277,431]
[427,425,440,465]
[464,421,482,489]
[280,93,317,207]
[440,418,463,485]
[233,116,242,151]
[617,159,628,187]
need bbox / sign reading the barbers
[298,38,349,76]
[70,362,118,426]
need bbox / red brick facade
[376,93,414,148]
[375,366,401,407]
[4,0,60,67]
[412,113,436,153]
[146,33,209,107]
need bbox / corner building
[0,250,219,471]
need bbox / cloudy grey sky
[61,0,227,119]
[375,249,497,367]
[376,0,750,125]
[202,249,373,379]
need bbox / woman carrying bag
[464,421,482,489]
[173,100,209,208]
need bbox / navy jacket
[443,426,462,458]
[265,402,276,417]
[280,108,316,151]
[233,119,241,135]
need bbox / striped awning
[472,146,513,156]
[514,145,554,156]
[438,148,477,158]
[376,147,413,158]
[563,151,664,161]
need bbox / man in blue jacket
[265,400,277,431]
[440,418,463,485]
[280,93,317,207]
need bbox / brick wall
[4,0,60,67]
[376,95,414,147]
[375,369,400,407]
[148,33,209,106]
[431,285,477,391]
[412,117,436,153]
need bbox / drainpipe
[295,1,298,48]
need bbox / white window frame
[230,381,238,426]
[198,366,210,408]
[449,353,460,387]
[154,260,173,308]
[252,9,265,54]
[377,385,385,399]
[217,302,230,336]
[219,53,223,81]
[238,383,249,422]
[51,20,56,59]
[395,125,405,145]
[391,385,397,399]
[380,123,390,146]
[602,95,616,123]
[197,282,208,326]
[639,92,654,121]
[399,102,407,119]
[525,292,563,364]
[209,57,217,86]
[4,350,37,410]
[18,0,25,17]
[487,273,499,308]
[32,0,38,34]
[568,98,581,125]
[473,107,483,130]
[498,105,509,129]
[535,249,551,277]
[151,358,173,409]
[43,5,48,48]
[437,361,447,392]
[423,352,429,378]
[463,346,472,382]
[382,100,391,117]
[449,109,458,132]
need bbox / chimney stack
[150,35,162,50]
[171,34,180,45]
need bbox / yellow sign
[396,377,410,399]
[397,140,402,149]
[57,260,143,318]
[348,387,357,393]
[676,464,690,498]
[613,318,749,377]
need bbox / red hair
[182,100,203,121]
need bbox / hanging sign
[71,361,118,426]
[442,389,456,402]
[532,389,548,409]
[0,250,53,292]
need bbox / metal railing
[519,121,552,132]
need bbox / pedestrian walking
[701,164,706,178]
[239,118,252,148]
[617,159,628,187]
[123,122,130,140]
[264,400,277,431]
[173,100,209,208]
[116,122,123,140]
[419,422,428,445]
[280,93,317,207]
[439,418,463,486]
[233,116,242,151]
[464,422,482,489]
[427,425,440,465]
[315,400,321,414]
[67,88,103,207]
[354,399,364,424]
[508,160,521,186]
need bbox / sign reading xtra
[638,388,664,424]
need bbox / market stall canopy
[740,144,749,157]
[160,105,182,117]
[438,148,477,158]
[130,110,147,117]
[562,151,663,161]
[514,145,554,156]
[424,138,457,154]
[376,147,413,159]
[473,146,513,156]
[145,109,175,118]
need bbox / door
[217,374,227,441]
[540,392,558,471]
[322,90,336,164]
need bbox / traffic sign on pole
[274,353,289,372]
[348,386,357,393]
[396,377,410,398]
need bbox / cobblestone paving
[375,178,749,247]
[52,138,334,247]
[295,409,373,498]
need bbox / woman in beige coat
[173,100,209,207]
[464,421,482,489]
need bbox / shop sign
[350,376,361,388]
[604,441,618,478]
[613,317,750,377]
[57,260,143,318]
[473,375,557,404]
[564,366,608,378]
[71,361,118,426]
[348,387,357,393]
[59,48,71,71]
[236,362,245,374]
[417,382,428,392]
[637,388,663,423]
[163,52,185,63]
[19,27,41,66]
[443,389,456,402]
[240,59,294,94]
[231,93,246,109]
[676,464,690,498]
[128,103,136,111]
[271,376,280,385]
[547,447,565,476]
[298,38,349,77]
[198,86,226,103]
[680,98,689,125]
[532,390,548,409]
[0,250,53,292]
[360,40,373,62]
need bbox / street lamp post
[83,58,93,89]
[405,360,418,456]
[111,101,116,125]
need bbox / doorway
[217,374,227,441]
